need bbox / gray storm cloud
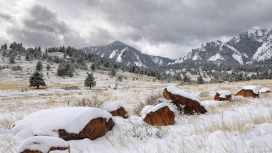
[7,4,85,49]
[1,0,272,59]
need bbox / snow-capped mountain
[173,28,272,65]
[82,41,174,67]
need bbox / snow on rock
[166,85,200,102]
[140,105,154,117]
[142,103,175,126]
[102,101,124,112]
[218,90,232,98]
[18,136,68,153]
[243,85,259,94]
[259,87,271,93]
[208,53,225,61]
[147,103,174,113]
[12,107,113,140]
[201,100,224,108]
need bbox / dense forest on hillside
[1,42,272,84]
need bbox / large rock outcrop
[12,107,114,141]
[214,90,232,101]
[58,117,114,140]
[102,101,128,118]
[163,85,207,115]
[143,103,175,126]
[236,85,259,98]
[259,87,271,93]
[18,136,69,153]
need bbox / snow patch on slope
[208,53,225,61]
[109,50,118,59]
[252,41,272,61]
[116,47,128,63]
[192,53,201,60]
[152,57,164,65]
[232,54,244,65]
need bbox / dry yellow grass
[0,81,29,90]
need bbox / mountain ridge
[172,28,272,65]
[81,41,174,67]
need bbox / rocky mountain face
[81,41,174,67]
[173,28,272,65]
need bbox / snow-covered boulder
[236,85,259,98]
[142,103,175,126]
[18,136,69,153]
[12,107,115,141]
[214,90,232,101]
[259,87,271,93]
[163,85,207,114]
[102,101,128,118]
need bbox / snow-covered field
[1,56,272,152]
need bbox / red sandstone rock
[58,117,114,141]
[214,92,231,101]
[109,107,128,118]
[236,89,259,98]
[163,88,207,115]
[144,104,175,126]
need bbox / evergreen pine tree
[91,64,96,71]
[3,43,7,50]
[9,52,15,64]
[84,73,96,89]
[46,64,50,71]
[36,61,43,71]
[197,75,204,84]
[110,67,116,76]
[183,74,191,83]
[29,71,46,89]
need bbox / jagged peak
[109,40,126,46]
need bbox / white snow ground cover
[18,136,68,153]
[1,54,272,152]
[11,107,112,140]
[242,85,259,94]
[260,87,271,93]
[217,90,232,98]
[200,100,224,108]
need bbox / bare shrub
[133,92,164,116]
[133,102,146,116]
[73,97,103,108]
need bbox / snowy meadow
[1,59,272,153]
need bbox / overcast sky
[1,0,272,59]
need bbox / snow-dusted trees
[57,62,74,77]
[36,61,43,71]
[29,71,46,89]
[9,51,16,64]
[197,75,204,84]
[84,73,96,89]
[110,67,116,76]
[46,64,50,71]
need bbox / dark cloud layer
[82,0,272,45]
[7,5,85,49]
[1,0,272,59]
